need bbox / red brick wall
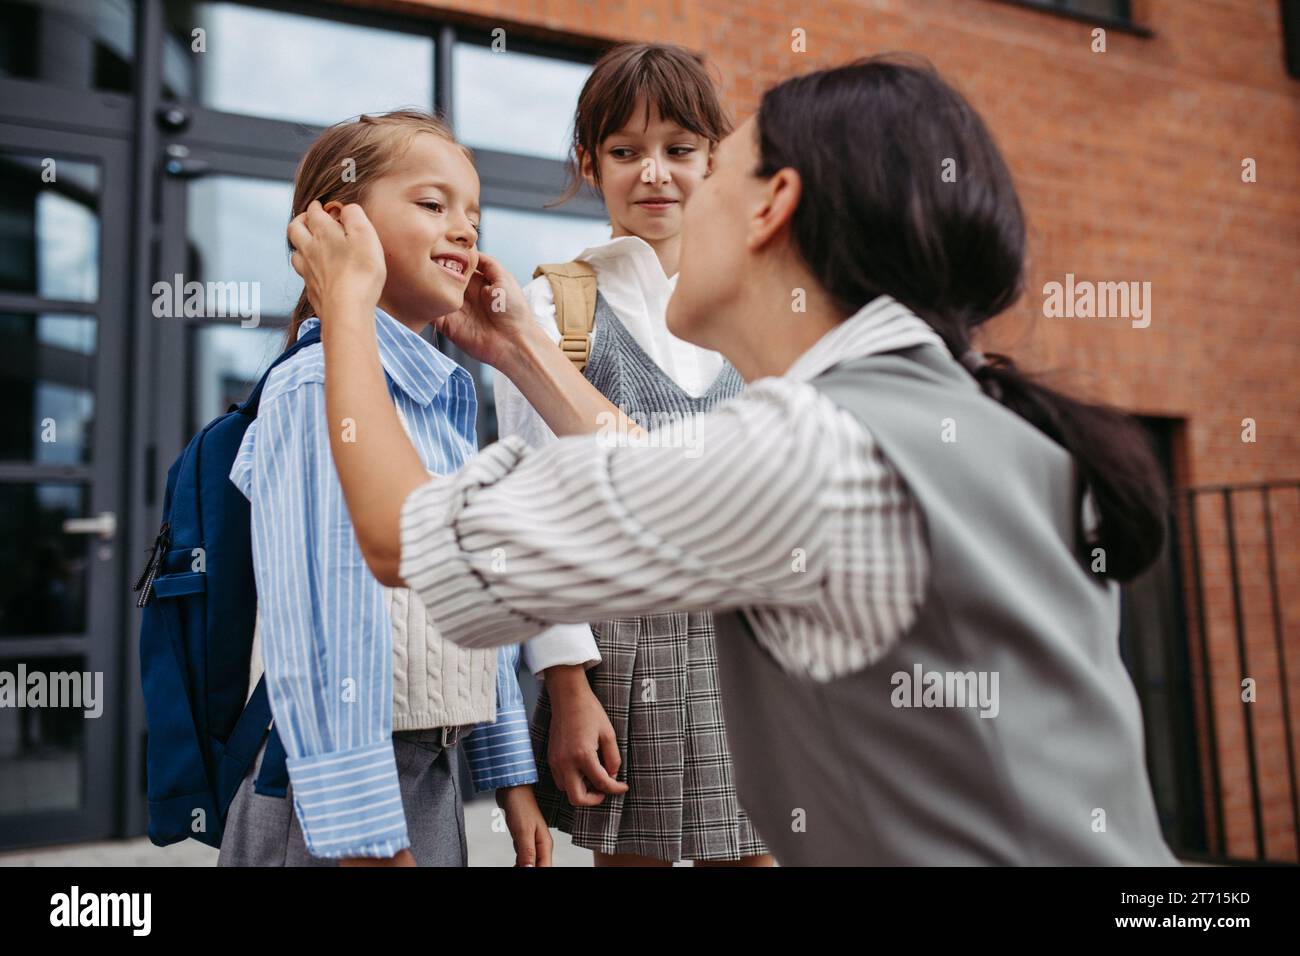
[354,0,1300,860]
[352,0,1300,478]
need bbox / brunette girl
[498,43,772,867]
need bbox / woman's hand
[496,785,554,867]
[433,252,543,372]
[288,200,386,317]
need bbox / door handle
[62,511,117,541]
[162,142,211,179]
[163,155,212,178]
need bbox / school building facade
[0,0,1296,863]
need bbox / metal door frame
[0,119,132,849]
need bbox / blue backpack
[134,326,319,848]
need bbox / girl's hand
[543,665,628,807]
[496,785,554,867]
[433,252,543,372]
[287,200,386,317]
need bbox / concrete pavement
[0,797,597,867]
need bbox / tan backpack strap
[533,260,597,372]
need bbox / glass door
[0,121,130,848]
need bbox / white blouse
[492,233,729,675]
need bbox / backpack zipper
[133,521,170,607]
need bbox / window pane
[0,482,88,636]
[185,175,300,319]
[479,205,610,288]
[0,655,87,815]
[162,1,434,125]
[1019,0,1130,19]
[454,44,591,161]
[0,0,133,93]
[0,313,96,465]
[1068,0,1128,18]
[190,324,286,434]
[0,152,100,302]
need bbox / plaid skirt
[530,610,769,862]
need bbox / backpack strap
[533,261,597,372]
[213,325,323,808]
[238,324,323,417]
[215,676,276,813]
[253,720,290,798]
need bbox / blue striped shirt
[461,643,537,792]
[230,308,536,859]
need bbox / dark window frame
[991,0,1154,37]
[146,1,610,438]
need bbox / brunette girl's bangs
[583,45,732,147]
[548,43,731,207]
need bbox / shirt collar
[784,295,950,383]
[575,234,678,286]
[297,308,464,406]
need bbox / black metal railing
[1174,480,1300,864]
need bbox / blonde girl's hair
[550,42,732,208]
[284,109,474,346]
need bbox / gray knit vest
[583,291,743,420]
[713,344,1178,866]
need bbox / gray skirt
[530,611,769,862]
[217,728,468,867]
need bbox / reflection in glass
[0,313,96,464]
[0,0,133,93]
[0,153,99,302]
[162,1,433,126]
[455,44,591,161]
[0,654,85,816]
[191,324,286,434]
[0,483,88,637]
[186,176,300,318]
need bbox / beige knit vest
[249,585,498,732]
[248,403,497,732]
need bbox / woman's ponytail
[973,354,1166,580]
[754,54,1166,581]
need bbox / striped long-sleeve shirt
[230,309,535,860]
[460,643,535,791]
[396,295,943,683]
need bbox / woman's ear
[322,200,345,222]
[748,167,802,252]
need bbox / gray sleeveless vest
[583,291,743,419]
[713,345,1178,866]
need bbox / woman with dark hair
[287,54,1179,866]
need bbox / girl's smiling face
[581,98,711,249]
[362,131,481,325]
